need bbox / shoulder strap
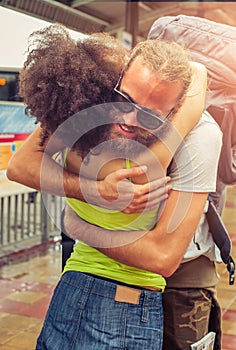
[61,208,75,271]
[206,195,235,285]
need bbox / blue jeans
[36,271,163,350]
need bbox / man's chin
[98,123,158,158]
[108,136,157,158]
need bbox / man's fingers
[101,166,171,213]
[149,176,171,191]
[122,180,172,214]
[112,165,148,182]
[123,193,168,213]
[123,194,168,213]
[126,187,170,209]
[131,176,171,199]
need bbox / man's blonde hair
[126,39,192,105]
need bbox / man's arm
[7,127,83,198]
[64,108,222,277]
[64,189,208,277]
[7,127,169,208]
[7,62,207,210]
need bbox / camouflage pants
[162,287,222,350]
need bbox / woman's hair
[19,24,127,155]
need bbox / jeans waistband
[83,272,162,292]
[61,271,162,306]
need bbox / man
[7,25,222,349]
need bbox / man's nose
[122,110,138,126]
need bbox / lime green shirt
[63,155,166,291]
[64,199,166,291]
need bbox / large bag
[148,15,236,185]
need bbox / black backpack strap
[206,195,235,285]
[227,256,235,286]
[61,208,75,271]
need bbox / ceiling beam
[139,2,152,12]
[0,0,110,26]
[125,1,139,47]
[107,1,221,36]
[106,3,180,34]
[70,0,95,7]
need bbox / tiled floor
[218,185,236,350]
[0,187,236,349]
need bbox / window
[0,70,23,102]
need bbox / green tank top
[63,157,166,291]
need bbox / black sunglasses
[113,82,173,130]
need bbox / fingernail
[140,165,147,172]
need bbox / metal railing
[0,190,65,257]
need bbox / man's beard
[81,106,159,158]
[102,124,158,158]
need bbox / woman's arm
[171,61,208,138]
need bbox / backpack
[148,15,235,284]
[148,14,236,186]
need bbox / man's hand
[94,166,171,213]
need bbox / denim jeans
[36,271,163,350]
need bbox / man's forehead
[121,60,162,93]
[124,57,154,80]
[120,57,184,114]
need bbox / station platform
[0,186,236,349]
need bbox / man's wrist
[63,172,85,201]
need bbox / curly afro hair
[19,24,127,156]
